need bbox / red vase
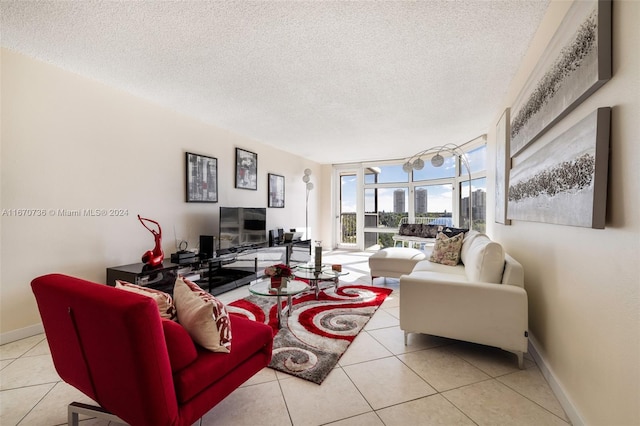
[270,276,282,289]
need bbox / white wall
[485,1,639,425]
[0,49,322,337]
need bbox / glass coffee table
[248,278,310,328]
[293,264,349,299]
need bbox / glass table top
[248,278,310,297]
[293,263,348,280]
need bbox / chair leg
[404,331,409,346]
[68,402,127,426]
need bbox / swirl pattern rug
[227,285,392,384]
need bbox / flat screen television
[219,207,267,250]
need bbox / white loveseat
[399,231,528,367]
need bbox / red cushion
[162,319,198,372]
[173,315,273,404]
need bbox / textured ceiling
[1,0,549,164]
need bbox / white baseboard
[528,333,585,426]
[0,323,44,345]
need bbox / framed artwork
[510,0,611,157]
[495,108,511,225]
[268,173,285,208]
[507,107,610,228]
[185,152,218,203]
[235,148,257,190]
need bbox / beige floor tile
[325,411,383,426]
[343,356,436,410]
[376,394,476,426]
[443,379,570,426]
[280,368,371,425]
[0,335,46,360]
[363,308,399,331]
[379,292,399,308]
[19,381,98,426]
[0,359,15,370]
[447,341,532,376]
[0,354,60,390]
[367,326,453,355]
[23,338,51,357]
[399,347,491,392]
[0,383,54,426]
[202,380,291,426]
[382,305,400,319]
[241,366,278,387]
[338,331,393,366]
[498,365,570,422]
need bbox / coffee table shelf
[248,278,309,328]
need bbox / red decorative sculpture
[138,215,164,267]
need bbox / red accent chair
[31,273,273,426]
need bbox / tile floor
[0,250,570,426]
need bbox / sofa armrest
[399,276,528,353]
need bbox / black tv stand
[106,242,311,296]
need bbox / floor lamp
[402,143,474,229]
[302,169,313,240]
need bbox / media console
[106,240,311,296]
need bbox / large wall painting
[510,0,611,157]
[507,108,610,229]
[495,108,511,225]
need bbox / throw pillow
[429,232,464,266]
[398,223,413,236]
[441,227,469,238]
[115,280,177,320]
[422,224,441,238]
[173,277,232,353]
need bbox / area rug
[227,285,392,384]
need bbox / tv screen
[219,207,267,250]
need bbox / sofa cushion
[463,235,505,283]
[412,259,467,277]
[161,318,198,372]
[172,315,273,404]
[429,232,464,266]
[174,277,232,353]
[460,230,482,265]
[115,280,177,320]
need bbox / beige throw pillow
[429,232,464,266]
[173,277,232,353]
[115,280,177,320]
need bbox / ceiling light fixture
[402,137,485,229]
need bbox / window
[335,137,486,249]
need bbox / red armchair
[31,273,273,426]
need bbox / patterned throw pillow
[115,280,177,320]
[429,232,464,266]
[173,277,232,353]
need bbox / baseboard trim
[528,333,585,426]
[0,322,44,345]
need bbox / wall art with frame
[510,0,611,157]
[507,107,610,229]
[268,173,285,208]
[235,148,257,190]
[185,152,218,203]
[495,108,511,225]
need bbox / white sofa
[399,231,528,368]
